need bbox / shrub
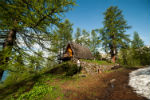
[117,46,150,66]
[48,61,81,76]
[61,62,81,76]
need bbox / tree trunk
[110,48,116,63]
[0,70,3,80]
[111,55,116,63]
[3,29,16,49]
[0,29,16,80]
[110,46,116,63]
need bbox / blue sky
[65,0,150,45]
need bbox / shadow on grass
[0,62,81,100]
[0,74,40,99]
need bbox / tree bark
[0,29,16,80]
[111,55,116,63]
[0,70,3,80]
[3,29,16,49]
[110,48,116,63]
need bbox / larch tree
[131,32,144,64]
[55,19,73,55]
[75,27,82,44]
[100,6,130,63]
[0,0,75,79]
[90,30,101,55]
[80,29,90,47]
[131,32,144,49]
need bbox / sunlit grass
[81,59,114,65]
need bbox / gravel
[129,67,150,99]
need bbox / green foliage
[2,71,31,87]
[131,32,144,49]
[0,0,76,30]
[117,32,150,66]
[80,29,90,47]
[17,84,59,100]
[100,6,130,62]
[65,63,81,76]
[6,74,64,100]
[93,51,102,60]
[1,2,149,100]
[140,47,150,65]
[0,0,76,76]
[1,69,66,100]
[60,62,81,76]
[75,27,82,44]
[0,50,45,75]
[117,46,150,66]
[89,30,101,55]
[0,50,52,88]
[75,28,101,56]
[47,61,81,76]
[0,49,27,74]
[130,32,146,65]
[52,19,73,55]
[117,48,139,66]
[26,51,45,72]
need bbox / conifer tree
[75,27,82,44]
[80,29,90,47]
[100,6,130,63]
[0,0,75,79]
[131,32,144,49]
[131,32,144,64]
[90,30,101,55]
[55,19,73,55]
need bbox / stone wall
[75,60,114,74]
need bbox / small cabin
[61,42,93,61]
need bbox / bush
[48,61,81,76]
[65,64,81,76]
[93,51,102,60]
[61,62,81,76]
[117,46,150,66]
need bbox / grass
[81,59,115,65]
[0,61,127,100]
[5,74,65,100]
[1,61,143,100]
[0,62,83,100]
[1,71,81,100]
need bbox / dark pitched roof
[66,42,93,59]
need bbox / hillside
[0,61,148,100]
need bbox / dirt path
[59,68,148,100]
